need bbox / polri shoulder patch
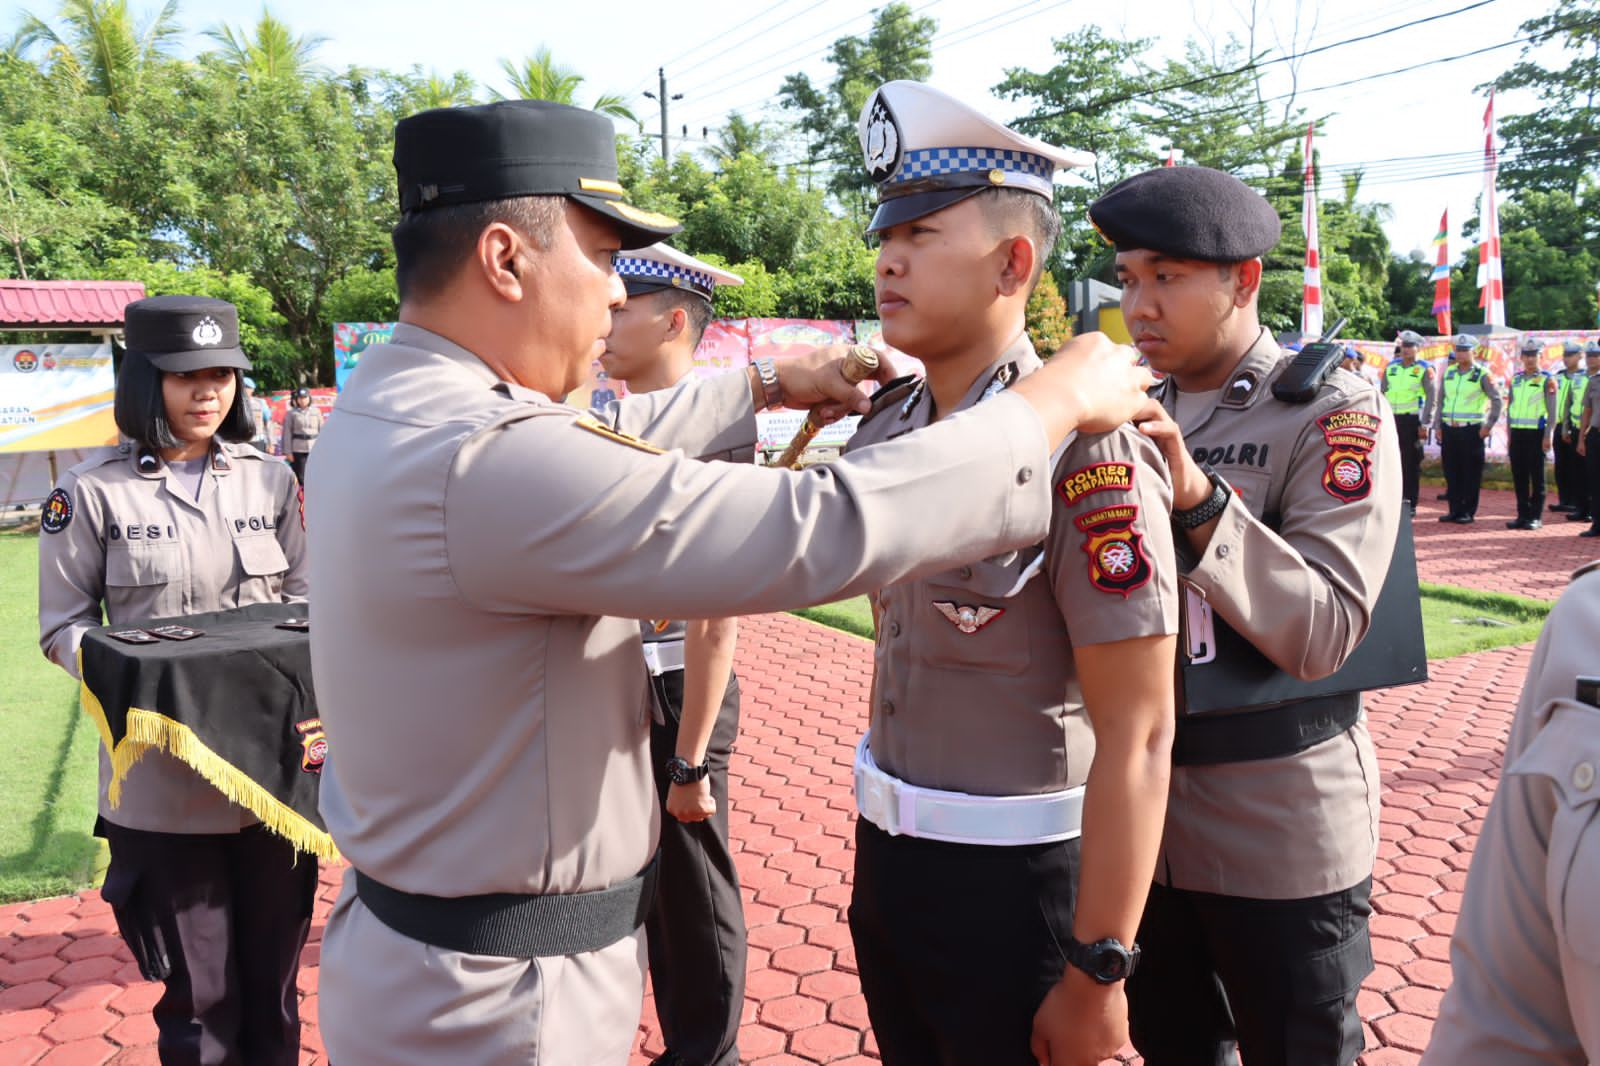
[1057,462,1134,506]
[41,487,73,534]
[1075,503,1153,597]
[574,414,664,454]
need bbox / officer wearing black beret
[308,99,1156,1065]
[1097,167,1404,1066]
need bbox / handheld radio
[1271,316,1350,404]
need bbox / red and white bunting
[1477,91,1506,326]
[1301,123,1323,339]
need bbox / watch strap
[1173,465,1231,529]
[753,357,783,410]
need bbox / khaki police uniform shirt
[308,324,1060,898]
[1158,328,1402,898]
[1421,561,1600,1065]
[844,334,1178,795]
[283,403,324,455]
[38,441,308,833]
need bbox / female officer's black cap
[1089,166,1282,261]
[124,295,252,373]
[393,100,681,250]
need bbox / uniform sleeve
[1484,373,1505,429]
[271,463,309,603]
[1546,377,1559,429]
[1421,574,1600,1065]
[1420,368,1438,426]
[602,369,757,461]
[37,472,107,679]
[1182,387,1402,681]
[282,413,298,456]
[1046,428,1178,646]
[444,390,1053,620]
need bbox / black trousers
[1440,423,1486,518]
[1128,879,1374,1066]
[288,453,309,483]
[98,821,317,1066]
[1393,413,1422,508]
[1587,429,1600,530]
[645,667,745,1066]
[849,819,1080,1065]
[1508,428,1548,521]
[1554,426,1584,510]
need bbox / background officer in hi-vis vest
[1554,340,1589,520]
[1380,330,1435,515]
[601,243,748,1066]
[1432,334,1503,524]
[1505,337,1558,530]
[1577,341,1600,538]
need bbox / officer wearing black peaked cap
[1097,166,1406,1066]
[307,98,1158,1065]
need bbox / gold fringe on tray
[77,665,340,862]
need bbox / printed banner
[334,322,396,390]
[0,343,118,454]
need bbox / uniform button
[1575,761,1596,791]
[889,621,901,638]
[1217,545,1230,558]
[883,700,896,716]
[959,565,973,580]
[1017,466,1033,484]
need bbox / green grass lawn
[795,584,1550,662]
[0,529,105,904]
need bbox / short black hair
[975,187,1061,290]
[392,195,565,303]
[114,351,254,452]
[643,288,714,349]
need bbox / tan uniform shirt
[282,403,324,455]
[845,334,1178,795]
[1421,561,1600,1065]
[1158,328,1403,898]
[37,441,307,833]
[308,323,1060,899]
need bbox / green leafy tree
[1489,0,1600,195]
[322,265,399,331]
[775,222,877,318]
[12,0,180,115]
[1382,251,1440,337]
[696,252,779,319]
[778,2,937,214]
[708,112,774,166]
[493,47,636,126]
[1025,271,1071,354]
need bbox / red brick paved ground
[2,508,1571,1064]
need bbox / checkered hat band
[614,257,715,294]
[889,147,1054,190]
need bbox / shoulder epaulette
[859,375,920,426]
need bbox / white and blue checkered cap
[614,243,743,301]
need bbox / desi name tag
[107,629,161,645]
[148,624,204,641]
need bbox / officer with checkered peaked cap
[1555,338,1591,514]
[1435,330,1503,522]
[858,79,1093,233]
[613,243,743,302]
[1383,328,1436,512]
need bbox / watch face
[1091,947,1128,982]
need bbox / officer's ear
[995,235,1036,299]
[662,306,688,343]
[477,222,527,302]
[1230,258,1264,308]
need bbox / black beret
[1089,166,1281,261]
[393,100,680,249]
[124,295,251,373]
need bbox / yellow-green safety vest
[1508,371,1551,430]
[1441,365,1489,424]
[1384,362,1427,413]
[1560,370,1588,430]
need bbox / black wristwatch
[1063,935,1141,984]
[1172,463,1232,529]
[665,755,711,785]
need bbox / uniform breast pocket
[105,543,181,588]
[915,554,1036,676]
[233,533,289,578]
[1514,710,1600,965]
[1215,466,1273,517]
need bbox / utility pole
[642,67,682,165]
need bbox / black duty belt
[1172,693,1361,767]
[354,854,658,958]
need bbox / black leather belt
[1172,693,1361,766]
[354,854,658,958]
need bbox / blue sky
[2,0,1555,255]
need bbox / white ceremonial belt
[641,639,686,676]
[853,733,1084,846]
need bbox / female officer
[38,295,312,1066]
[281,386,323,482]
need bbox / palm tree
[709,112,773,164]
[414,69,476,109]
[205,8,327,82]
[12,0,180,114]
[493,47,637,127]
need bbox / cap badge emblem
[864,95,901,183]
[193,317,223,347]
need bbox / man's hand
[1030,973,1128,1066]
[1009,332,1156,442]
[667,780,715,822]
[1133,404,1210,509]
[767,344,899,424]
[1544,433,1553,454]
[1418,424,1429,442]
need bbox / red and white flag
[1301,123,1323,338]
[1477,91,1505,326]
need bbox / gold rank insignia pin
[573,414,665,454]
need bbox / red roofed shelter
[1,279,146,507]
